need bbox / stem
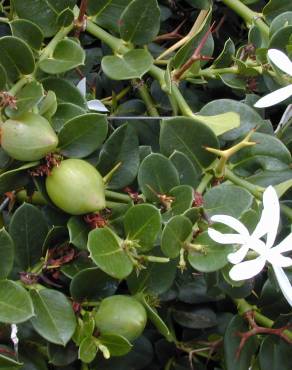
[221,0,269,38]
[8,76,30,95]
[105,200,129,208]
[196,173,213,193]
[224,167,263,198]
[0,17,8,23]
[105,190,132,203]
[39,24,74,62]
[171,83,194,117]
[135,81,159,116]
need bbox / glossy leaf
[67,216,90,250]
[9,203,48,270]
[259,336,292,370]
[10,19,44,50]
[124,204,161,251]
[160,117,219,171]
[119,0,160,45]
[59,113,108,158]
[39,39,85,74]
[70,267,118,301]
[78,336,98,363]
[102,49,153,80]
[30,288,76,346]
[0,36,35,82]
[161,215,193,258]
[169,150,201,187]
[0,280,34,323]
[0,162,39,194]
[172,306,217,329]
[99,334,132,356]
[164,185,194,219]
[88,227,133,279]
[98,124,139,189]
[0,228,14,279]
[138,153,180,202]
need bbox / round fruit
[46,159,106,215]
[1,112,58,161]
[95,295,147,341]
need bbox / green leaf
[124,204,161,252]
[224,315,258,370]
[88,227,133,279]
[119,0,160,45]
[0,36,35,82]
[39,39,85,74]
[212,38,235,68]
[10,19,44,50]
[194,112,240,136]
[101,49,153,80]
[0,162,39,194]
[5,81,44,118]
[9,203,48,270]
[53,103,87,132]
[42,77,87,109]
[89,0,132,33]
[0,352,23,368]
[57,7,75,27]
[59,113,108,158]
[30,288,76,346]
[0,280,34,323]
[67,216,90,250]
[160,117,219,171]
[70,267,118,301]
[259,336,292,370]
[169,150,201,187]
[188,231,232,272]
[138,153,180,202]
[172,307,217,329]
[78,336,98,363]
[263,0,292,22]
[13,0,76,37]
[98,124,139,189]
[137,293,173,342]
[164,185,194,220]
[0,64,7,90]
[39,90,58,120]
[0,228,14,279]
[204,184,254,218]
[199,99,269,141]
[99,334,132,356]
[161,215,193,258]
[269,11,292,37]
[269,25,292,51]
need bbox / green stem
[135,81,159,116]
[224,167,263,198]
[196,173,213,193]
[105,200,129,208]
[39,24,74,62]
[171,83,194,117]
[105,190,132,203]
[8,76,30,95]
[221,0,269,38]
[0,17,8,23]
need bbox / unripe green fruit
[46,159,106,215]
[1,112,58,161]
[94,295,147,341]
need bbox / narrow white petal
[76,77,86,97]
[210,215,249,236]
[272,265,292,306]
[87,99,109,112]
[268,49,292,76]
[252,186,279,248]
[254,85,292,108]
[208,228,245,245]
[229,256,266,281]
[227,244,250,264]
[268,251,292,267]
[273,233,292,254]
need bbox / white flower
[254,49,292,108]
[76,77,109,112]
[11,324,19,356]
[208,186,292,306]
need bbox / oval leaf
[30,288,76,346]
[0,228,14,279]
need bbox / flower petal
[268,251,292,267]
[227,244,250,264]
[254,85,292,108]
[272,265,292,306]
[76,77,86,97]
[268,49,292,76]
[210,215,249,236]
[273,233,292,254]
[208,228,246,245]
[252,186,279,248]
[229,256,266,281]
[87,99,109,112]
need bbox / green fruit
[95,295,147,342]
[46,159,106,215]
[1,112,58,161]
